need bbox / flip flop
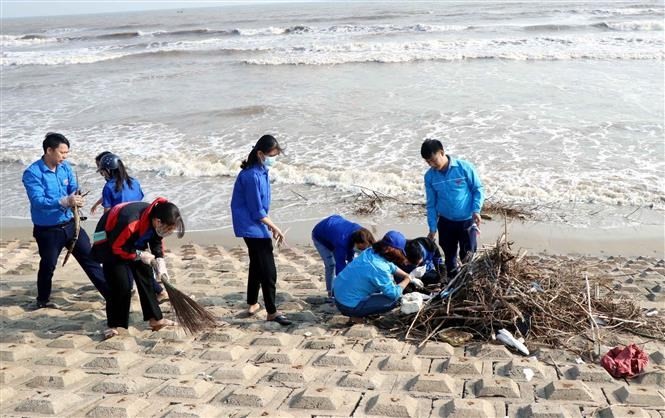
[268,314,292,326]
[247,304,263,316]
[103,329,119,340]
[150,318,175,332]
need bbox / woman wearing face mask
[230,134,291,326]
[91,197,185,339]
[332,231,412,323]
[311,215,375,302]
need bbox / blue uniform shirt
[102,177,144,209]
[22,158,77,226]
[312,215,362,275]
[332,248,402,308]
[230,164,271,239]
[424,155,484,232]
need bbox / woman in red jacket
[92,197,184,339]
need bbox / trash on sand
[496,328,529,355]
[601,343,649,378]
[522,368,535,381]
[438,329,474,347]
[401,293,424,314]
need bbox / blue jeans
[312,237,335,296]
[437,216,477,276]
[33,220,109,302]
[335,293,399,318]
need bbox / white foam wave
[602,20,665,31]
[0,34,60,47]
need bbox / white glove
[59,193,84,208]
[137,250,155,265]
[154,257,167,277]
[410,277,424,288]
[410,265,427,279]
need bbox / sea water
[1,1,663,231]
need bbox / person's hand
[137,250,155,265]
[154,257,167,277]
[410,277,424,288]
[90,202,100,214]
[270,225,286,246]
[472,212,481,226]
[427,231,436,241]
[59,193,84,208]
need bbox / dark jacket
[91,197,167,263]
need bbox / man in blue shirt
[421,139,484,277]
[22,132,109,309]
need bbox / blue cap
[381,230,406,255]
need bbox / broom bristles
[160,274,217,334]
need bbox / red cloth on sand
[600,343,649,379]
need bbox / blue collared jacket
[332,248,402,308]
[22,158,77,226]
[312,215,362,275]
[102,177,144,209]
[230,164,271,238]
[424,155,484,232]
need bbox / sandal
[268,314,292,326]
[150,318,175,332]
[103,328,119,340]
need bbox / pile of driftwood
[379,235,664,354]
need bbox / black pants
[33,221,109,302]
[243,237,277,315]
[437,216,477,276]
[104,261,162,328]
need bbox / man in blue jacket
[22,132,108,309]
[421,139,484,277]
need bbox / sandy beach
[1,217,664,417]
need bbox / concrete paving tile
[496,358,557,382]
[82,351,142,371]
[144,357,205,377]
[213,385,288,409]
[157,378,217,399]
[254,347,312,365]
[468,377,521,398]
[247,333,301,348]
[25,368,89,389]
[507,403,583,418]
[299,336,346,350]
[536,380,598,403]
[0,365,32,384]
[85,396,150,417]
[372,354,426,373]
[401,373,460,396]
[311,348,371,370]
[362,338,407,354]
[0,331,37,344]
[594,405,654,418]
[14,391,92,416]
[199,345,248,361]
[651,351,665,365]
[344,324,378,339]
[431,398,500,418]
[88,376,159,394]
[355,392,429,418]
[197,328,246,343]
[633,365,664,387]
[564,364,617,383]
[285,386,360,416]
[333,371,396,391]
[34,348,90,367]
[46,334,94,349]
[94,336,139,352]
[0,343,38,361]
[433,356,485,376]
[607,385,665,407]
[161,404,227,418]
[467,343,514,360]
[211,363,266,383]
[260,365,321,387]
[148,341,189,356]
[0,305,26,319]
[413,341,455,358]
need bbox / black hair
[95,151,112,164]
[372,240,408,266]
[241,134,283,170]
[420,138,444,159]
[150,201,185,238]
[42,132,70,154]
[109,159,134,193]
[350,228,376,247]
[405,240,423,265]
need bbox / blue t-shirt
[102,177,144,209]
[22,158,77,226]
[230,164,271,239]
[332,248,402,308]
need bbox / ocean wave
[595,20,665,31]
[0,34,60,47]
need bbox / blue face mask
[263,155,277,168]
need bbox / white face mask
[353,247,362,255]
[263,155,277,168]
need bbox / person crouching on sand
[332,231,412,323]
[230,134,292,326]
[91,197,183,339]
[311,214,375,302]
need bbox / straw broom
[153,266,217,334]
